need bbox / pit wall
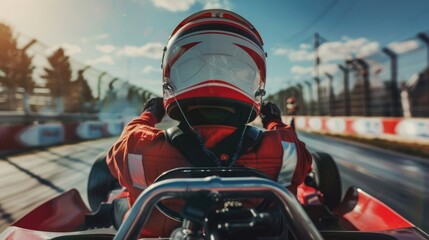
[0,120,125,154]
[291,116,429,145]
[2,116,428,154]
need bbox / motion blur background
[0,0,429,234]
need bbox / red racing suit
[107,112,312,237]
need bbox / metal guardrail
[0,22,157,119]
[268,31,429,118]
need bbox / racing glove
[259,101,282,129]
[143,97,165,123]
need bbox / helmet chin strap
[163,82,194,131]
[163,81,256,168]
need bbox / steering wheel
[153,167,272,222]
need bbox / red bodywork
[12,189,90,232]
[297,183,416,233]
[0,182,426,240]
[341,189,413,231]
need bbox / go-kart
[1,152,428,240]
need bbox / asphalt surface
[0,138,117,232]
[299,131,429,233]
[0,128,428,234]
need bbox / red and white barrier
[18,123,64,147]
[0,119,126,154]
[294,116,429,144]
[2,116,428,154]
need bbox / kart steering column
[170,191,218,240]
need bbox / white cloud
[149,0,231,12]
[273,47,313,61]
[86,55,115,65]
[318,37,380,61]
[357,41,380,58]
[150,0,196,12]
[388,40,419,54]
[96,44,116,54]
[272,48,289,56]
[291,65,313,75]
[319,41,351,61]
[117,42,164,59]
[201,0,232,10]
[299,43,311,50]
[289,49,314,61]
[276,37,380,63]
[81,34,109,43]
[291,63,338,76]
[142,65,162,74]
[319,63,339,75]
[45,43,82,56]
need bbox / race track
[0,138,117,232]
[0,127,428,233]
[299,131,429,233]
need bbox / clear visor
[169,48,264,97]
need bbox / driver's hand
[143,97,165,123]
[259,101,282,129]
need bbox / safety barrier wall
[292,116,429,144]
[2,116,428,154]
[0,120,125,154]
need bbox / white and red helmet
[162,9,266,125]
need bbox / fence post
[358,59,371,116]
[314,77,321,115]
[20,39,37,114]
[382,47,401,116]
[97,72,107,100]
[417,32,429,66]
[56,56,69,114]
[338,64,350,116]
[348,59,371,116]
[296,83,305,115]
[305,81,313,116]
[78,66,90,114]
[417,32,429,116]
[325,73,334,116]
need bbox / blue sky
[1,0,429,96]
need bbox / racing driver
[107,9,313,237]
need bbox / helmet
[286,96,298,114]
[162,9,266,126]
[287,97,296,104]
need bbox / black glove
[143,97,165,123]
[259,101,282,128]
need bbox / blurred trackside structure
[0,23,158,154]
[1,23,429,151]
[266,31,429,144]
[0,23,157,122]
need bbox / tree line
[0,22,94,113]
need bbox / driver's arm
[259,101,312,195]
[107,97,165,202]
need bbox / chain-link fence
[0,23,157,121]
[268,31,429,118]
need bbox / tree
[41,48,72,112]
[69,69,95,113]
[0,22,18,89]
[0,23,35,111]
